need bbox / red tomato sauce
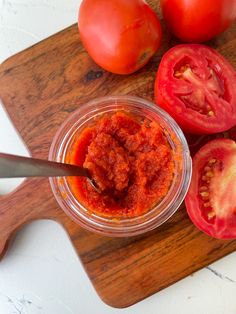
[66,112,174,218]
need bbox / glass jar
[49,96,192,237]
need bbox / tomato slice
[185,138,236,239]
[155,44,236,134]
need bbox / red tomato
[78,0,162,74]
[155,44,236,134]
[185,138,236,239]
[161,0,236,42]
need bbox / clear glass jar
[49,96,192,237]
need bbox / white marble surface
[0,1,236,313]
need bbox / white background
[0,1,236,313]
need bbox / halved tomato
[185,138,236,239]
[155,44,236,134]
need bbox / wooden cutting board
[0,1,236,308]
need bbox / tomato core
[174,63,225,117]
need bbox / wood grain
[0,1,236,308]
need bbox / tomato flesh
[78,0,162,74]
[185,138,236,239]
[155,44,236,134]
[161,0,236,42]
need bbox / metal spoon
[0,152,99,192]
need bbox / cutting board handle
[0,178,58,259]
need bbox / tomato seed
[200,186,208,191]
[200,192,209,197]
[208,211,216,219]
[208,111,215,117]
[203,202,211,207]
[174,71,181,77]
[208,159,216,164]
[206,171,214,178]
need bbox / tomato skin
[78,0,162,74]
[161,0,236,42]
[185,138,236,239]
[155,44,236,134]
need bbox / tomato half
[155,44,236,134]
[161,0,236,42]
[185,138,236,239]
[78,0,162,74]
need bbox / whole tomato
[78,0,162,74]
[161,0,236,42]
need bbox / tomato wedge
[185,138,236,239]
[155,44,236,134]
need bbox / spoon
[0,152,99,192]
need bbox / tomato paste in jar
[66,112,174,218]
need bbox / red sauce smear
[66,112,174,218]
